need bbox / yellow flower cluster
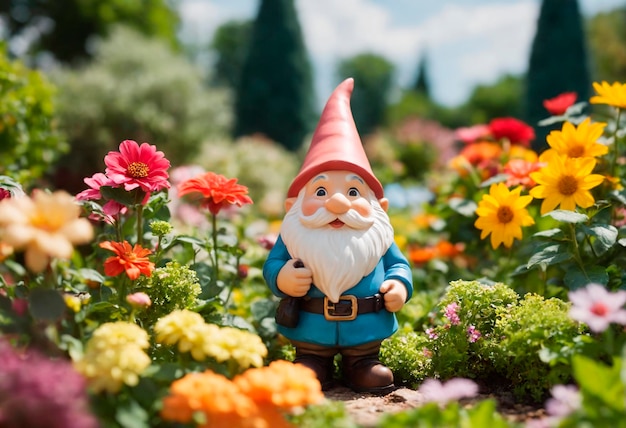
[74,322,151,393]
[154,309,268,369]
[160,361,323,428]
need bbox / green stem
[211,214,219,287]
[136,204,144,246]
[569,223,584,271]
[611,108,623,178]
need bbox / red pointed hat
[287,78,384,199]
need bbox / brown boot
[292,342,337,391]
[341,342,395,395]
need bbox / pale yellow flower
[0,190,93,272]
[213,327,268,369]
[74,322,151,393]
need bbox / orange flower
[435,240,464,258]
[459,141,502,166]
[160,371,264,428]
[178,172,253,216]
[504,159,544,188]
[234,360,324,411]
[408,245,437,264]
[99,241,154,280]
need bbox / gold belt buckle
[323,295,357,321]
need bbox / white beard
[280,190,394,303]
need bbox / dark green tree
[337,53,395,136]
[210,19,252,89]
[524,0,591,152]
[412,51,431,98]
[0,0,180,63]
[233,0,316,152]
[464,74,524,124]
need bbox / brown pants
[290,339,382,359]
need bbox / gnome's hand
[380,280,408,312]
[277,259,313,297]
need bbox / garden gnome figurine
[263,78,413,394]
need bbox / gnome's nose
[325,193,351,214]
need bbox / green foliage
[524,0,591,151]
[412,52,431,98]
[0,48,65,187]
[462,74,524,124]
[490,294,583,402]
[50,25,231,193]
[0,0,180,62]
[587,7,626,85]
[234,0,316,152]
[288,400,358,428]
[136,261,202,326]
[380,326,432,387]
[377,400,515,428]
[337,53,395,136]
[210,20,253,88]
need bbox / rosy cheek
[351,199,372,217]
[302,198,324,216]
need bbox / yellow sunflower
[529,155,605,215]
[474,183,535,249]
[590,81,626,109]
[544,118,608,159]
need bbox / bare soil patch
[324,385,547,427]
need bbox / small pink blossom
[444,302,461,326]
[568,283,626,333]
[75,173,113,202]
[126,292,152,308]
[467,325,481,343]
[257,234,278,251]
[418,377,479,406]
[545,384,581,418]
[425,328,438,340]
[454,124,491,144]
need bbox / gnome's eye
[347,187,360,197]
[315,187,327,197]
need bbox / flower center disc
[127,162,149,178]
[558,175,578,196]
[497,206,514,224]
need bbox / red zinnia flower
[99,241,154,280]
[105,140,171,193]
[177,172,253,216]
[488,117,535,146]
[543,92,577,116]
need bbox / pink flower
[105,140,171,193]
[568,283,626,333]
[444,302,461,326]
[543,92,577,116]
[126,292,152,308]
[75,172,127,220]
[425,328,438,340]
[467,325,481,343]
[418,378,479,405]
[454,124,491,144]
[545,384,581,418]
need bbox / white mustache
[299,207,374,229]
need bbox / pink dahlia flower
[105,140,171,193]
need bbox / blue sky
[179,0,626,107]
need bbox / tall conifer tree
[524,0,591,151]
[413,52,431,99]
[234,0,316,152]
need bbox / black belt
[300,294,385,321]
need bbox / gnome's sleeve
[262,235,291,298]
[383,243,413,302]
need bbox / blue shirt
[263,235,413,347]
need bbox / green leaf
[100,186,146,207]
[572,354,625,413]
[580,224,618,254]
[115,397,150,428]
[29,288,66,321]
[533,228,565,239]
[448,197,477,217]
[527,243,573,269]
[480,174,508,187]
[564,265,608,289]
[545,210,588,223]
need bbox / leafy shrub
[50,25,231,192]
[489,293,584,402]
[0,48,65,187]
[380,326,432,387]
